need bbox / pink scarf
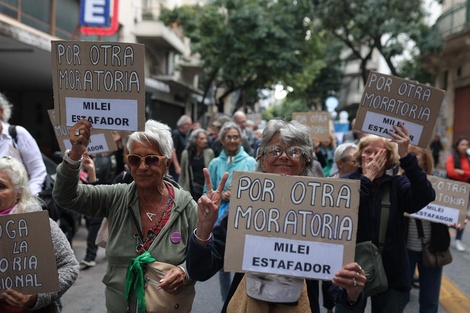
[0,205,16,215]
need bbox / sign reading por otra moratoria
[411,176,469,226]
[354,71,445,148]
[51,40,146,132]
[224,171,360,281]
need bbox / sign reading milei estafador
[224,171,360,280]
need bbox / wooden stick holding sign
[224,171,360,281]
[354,71,445,148]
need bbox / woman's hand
[158,267,186,295]
[331,262,366,303]
[195,168,228,245]
[1,289,37,309]
[387,123,410,159]
[362,148,387,181]
[222,185,232,202]
[69,119,92,159]
[450,218,468,230]
[82,154,97,183]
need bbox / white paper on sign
[63,133,109,155]
[65,97,138,131]
[242,234,343,280]
[362,111,423,145]
[411,205,460,225]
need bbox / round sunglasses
[127,154,167,167]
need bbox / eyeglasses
[127,154,166,167]
[224,135,240,141]
[264,146,305,159]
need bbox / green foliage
[288,34,344,110]
[413,25,443,56]
[313,0,430,81]
[397,22,442,84]
[160,0,326,110]
[397,53,435,85]
[262,99,310,121]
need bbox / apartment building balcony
[435,1,470,38]
[134,19,185,54]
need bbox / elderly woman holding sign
[337,124,436,313]
[187,118,366,313]
[54,119,199,313]
[0,156,79,312]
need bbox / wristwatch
[63,149,83,166]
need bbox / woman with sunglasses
[53,119,207,313]
[187,119,367,313]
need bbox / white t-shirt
[0,121,47,196]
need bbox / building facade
[0,0,202,155]
[426,0,470,154]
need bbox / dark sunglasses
[127,154,166,167]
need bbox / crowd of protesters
[0,89,465,313]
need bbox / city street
[62,222,470,313]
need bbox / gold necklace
[143,185,166,222]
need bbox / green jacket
[53,162,197,313]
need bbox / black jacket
[343,153,436,292]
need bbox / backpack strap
[378,182,390,253]
[8,125,18,148]
[415,219,425,239]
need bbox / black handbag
[354,183,390,297]
[415,219,453,268]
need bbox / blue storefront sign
[80,0,111,27]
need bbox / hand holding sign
[387,123,410,158]
[331,262,366,303]
[1,289,37,310]
[195,169,228,245]
[67,120,92,163]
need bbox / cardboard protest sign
[224,171,360,280]
[47,110,117,155]
[354,71,445,148]
[51,40,146,131]
[0,211,59,294]
[411,176,469,226]
[292,112,331,142]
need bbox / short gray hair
[177,115,192,128]
[334,142,358,163]
[0,92,13,122]
[218,122,242,141]
[256,119,314,176]
[188,128,207,147]
[127,120,173,159]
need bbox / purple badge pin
[171,231,182,244]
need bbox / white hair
[127,120,174,158]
